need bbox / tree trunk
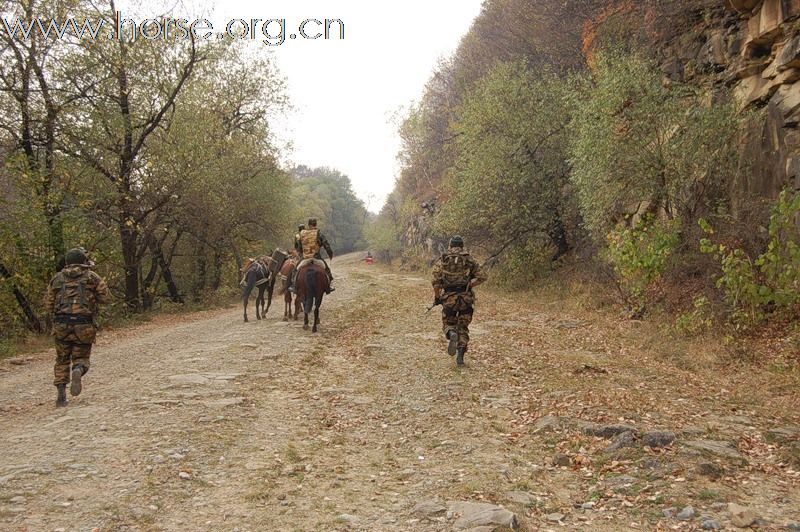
[0,261,43,333]
[119,216,141,312]
[211,248,224,291]
[548,216,570,262]
[193,228,207,302]
[150,230,183,304]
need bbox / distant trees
[290,166,367,254]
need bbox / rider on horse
[291,218,335,294]
[293,224,305,254]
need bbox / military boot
[70,365,84,397]
[447,330,458,356]
[56,384,67,407]
[456,347,466,367]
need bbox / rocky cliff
[664,0,799,203]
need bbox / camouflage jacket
[296,228,334,260]
[44,265,110,317]
[431,249,487,292]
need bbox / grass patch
[284,442,302,463]
[697,488,720,501]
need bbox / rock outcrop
[663,0,800,203]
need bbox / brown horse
[295,261,329,333]
[276,256,301,321]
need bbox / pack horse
[240,256,273,322]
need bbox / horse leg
[294,295,301,321]
[312,298,320,333]
[266,280,274,313]
[242,286,251,323]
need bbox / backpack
[440,252,473,289]
[53,268,93,316]
[300,229,320,259]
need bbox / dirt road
[1,254,799,531]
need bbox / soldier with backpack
[44,248,110,407]
[291,218,335,294]
[431,236,487,366]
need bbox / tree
[291,167,367,254]
[437,61,575,262]
[569,48,739,237]
[62,0,203,311]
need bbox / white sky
[207,1,485,212]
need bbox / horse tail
[242,270,256,302]
[305,266,316,314]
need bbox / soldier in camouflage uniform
[44,248,110,407]
[431,236,487,366]
[293,224,305,254]
[292,218,335,294]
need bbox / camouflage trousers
[441,290,475,350]
[52,323,96,386]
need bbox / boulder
[413,500,446,517]
[583,424,637,439]
[532,415,562,434]
[642,431,676,448]
[777,35,800,70]
[448,501,519,530]
[605,431,637,453]
[683,440,746,461]
[728,502,758,528]
[770,81,800,118]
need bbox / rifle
[424,298,443,314]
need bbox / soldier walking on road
[431,236,487,366]
[44,248,110,407]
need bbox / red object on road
[365,257,374,265]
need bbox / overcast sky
[204,1,484,212]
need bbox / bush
[700,189,800,327]
[605,215,681,314]
[672,296,713,337]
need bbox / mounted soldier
[44,247,110,407]
[292,218,335,294]
[293,224,305,255]
[431,236,487,366]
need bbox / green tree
[569,48,739,237]
[437,61,575,263]
[291,167,367,254]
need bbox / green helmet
[64,248,87,265]
[449,235,464,248]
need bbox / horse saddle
[297,258,325,272]
[253,260,271,285]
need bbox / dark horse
[240,257,273,322]
[296,261,329,332]
[276,256,301,321]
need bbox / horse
[240,257,272,322]
[295,261,329,333]
[275,256,301,321]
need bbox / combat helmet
[64,248,88,265]
[449,235,464,249]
